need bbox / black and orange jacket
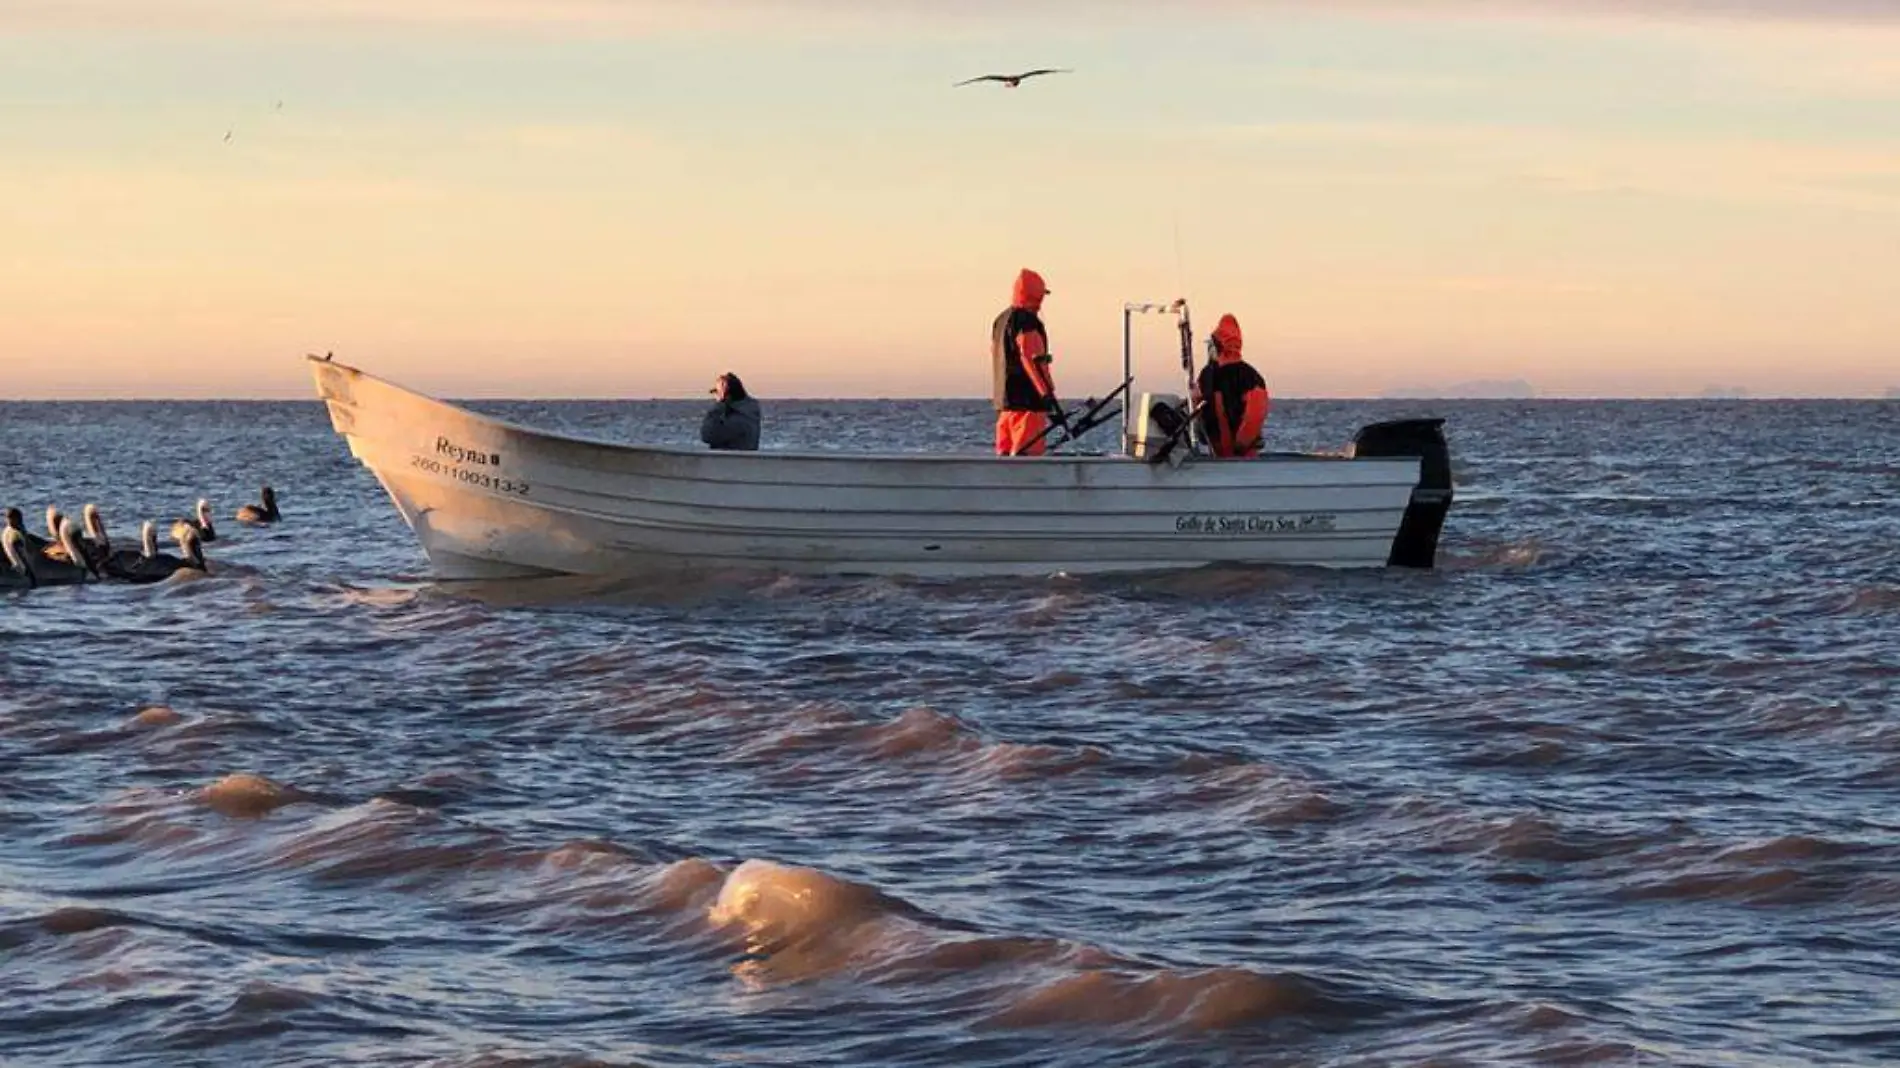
[991,269,1056,412]
[1194,314,1269,458]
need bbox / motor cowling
[1131,392,1185,460]
[1352,418,1453,568]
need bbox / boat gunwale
[312,355,1392,469]
[348,440,1418,502]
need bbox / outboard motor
[1149,399,1188,438]
[1352,418,1453,568]
[1133,392,1190,462]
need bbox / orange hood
[1212,313,1244,363]
[1012,268,1048,312]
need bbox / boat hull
[310,357,1451,579]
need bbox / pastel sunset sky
[4,1,1897,399]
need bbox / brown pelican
[120,524,208,583]
[40,507,85,565]
[175,498,218,543]
[33,519,99,585]
[4,507,51,556]
[953,68,1072,88]
[77,504,119,574]
[2,527,37,590]
[235,486,280,525]
[98,517,157,581]
[45,506,63,543]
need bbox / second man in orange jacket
[1192,314,1270,458]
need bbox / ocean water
[1,396,1896,1067]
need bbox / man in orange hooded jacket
[1191,313,1270,458]
[991,268,1063,456]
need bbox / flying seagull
[954,68,1072,89]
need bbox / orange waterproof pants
[995,410,1051,456]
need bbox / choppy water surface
[2,397,1896,1067]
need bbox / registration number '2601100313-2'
[410,436,530,496]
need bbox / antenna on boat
[1175,298,1194,400]
[1172,211,1186,293]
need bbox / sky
[2,0,1897,399]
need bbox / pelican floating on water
[235,486,280,525]
[4,507,51,556]
[45,506,63,544]
[34,519,99,586]
[98,516,156,581]
[40,507,83,563]
[80,504,114,571]
[176,498,218,543]
[2,527,37,590]
[120,524,209,583]
[72,503,150,579]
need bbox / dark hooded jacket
[1194,314,1269,458]
[701,375,761,451]
[991,268,1055,412]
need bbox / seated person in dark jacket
[1190,314,1268,458]
[701,372,761,451]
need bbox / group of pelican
[2,485,281,591]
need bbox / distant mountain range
[1381,378,1536,400]
[1371,382,1900,400]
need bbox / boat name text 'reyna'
[437,437,502,466]
[1175,513,1338,535]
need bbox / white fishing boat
[309,301,1454,579]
